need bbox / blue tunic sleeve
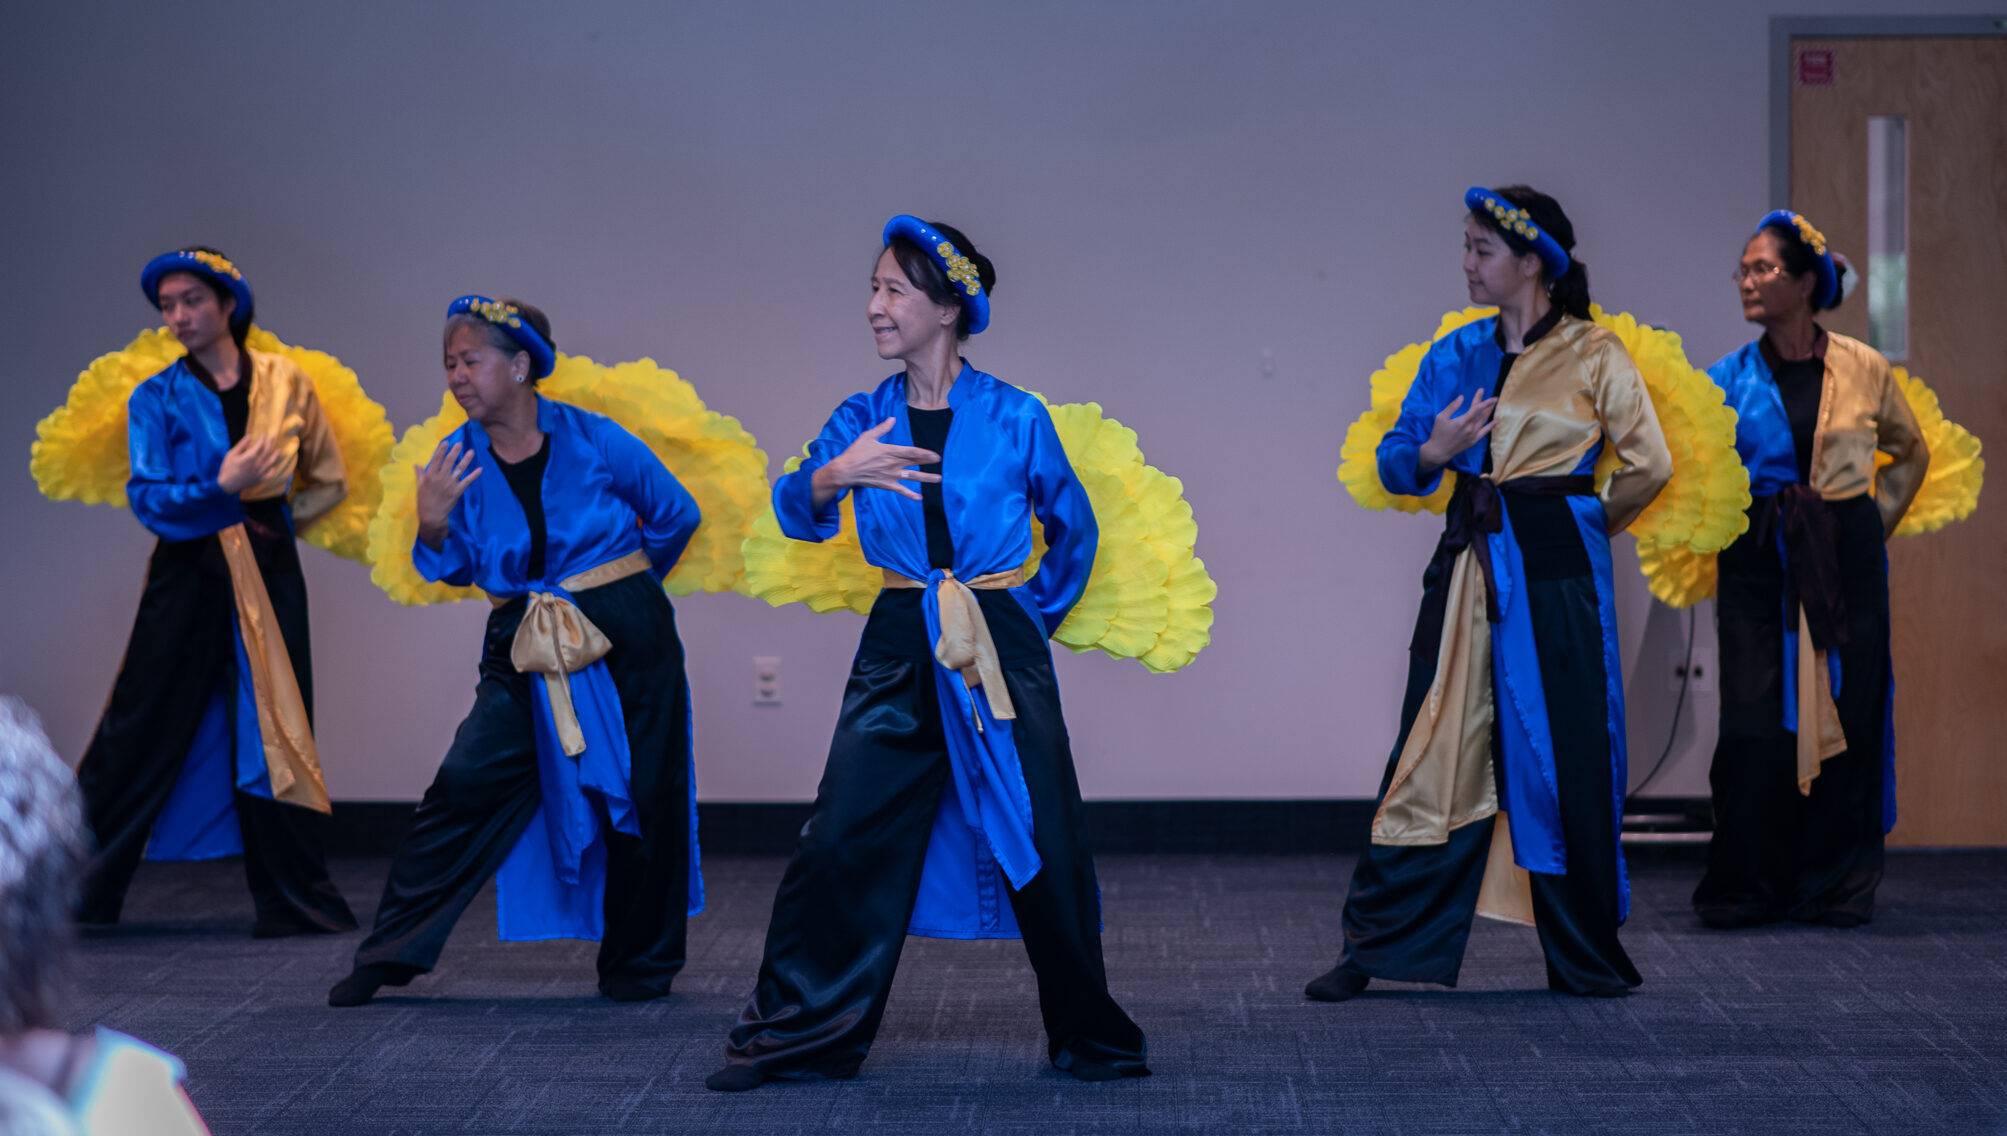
[1023,399,1098,635]
[772,394,876,543]
[411,520,478,586]
[126,379,242,542]
[590,415,700,579]
[1377,342,1454,498]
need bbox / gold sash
[216,526,329,813]
[883,568,1027,725]
[498,550,654,757]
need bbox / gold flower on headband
[1790,214,1828,256]
[190,250,242,280]
[469,299,525,329]
[1481,197,1542,242]
[934,239,983,297]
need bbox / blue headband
[1756,210,1840,311]
[883,215,990,335]
[141,250,255,332]
[447,295,556,379]
[1465,188,1571,279]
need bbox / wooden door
[1789,36,2006,845]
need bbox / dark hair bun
[495,297,556,352]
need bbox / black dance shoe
[253,916,347,939]
[705,1065,767,1093]
[327,963,419,1007]
[599,977,672,1003]
[1305,965,1371,1002]
[1569,984,1633,999]
[1061,1059,1151,1082]
[1695,904,1777,930]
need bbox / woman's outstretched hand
[1418,391,1498,476]
[415,440,482,549]
[810,418,941,508]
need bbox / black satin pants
[1696,495,1889,925]
[722,647,1147,1080]
[352,574,691,995]
[76,528,354,931]
[1337,553,1641,994]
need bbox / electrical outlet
[753,656,781,705]
[1670,646,1718,695]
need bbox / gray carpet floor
[70,852,2007,1135]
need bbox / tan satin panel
[1796,620,1849,792]
[1487,319,1673,536]
[883,568,1027,726]
[1807,332,1929,535]
[216,525,329,813]
[504,550,655,757]
[240,351,349,531]
[1372,317,1670,918]
[1476,811,1536,926]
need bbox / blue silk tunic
[772,364,1098,939]
[127,361,282,862]
[414,396,705,940]
[1377,319,1635,917]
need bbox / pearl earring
[514,373,527,384]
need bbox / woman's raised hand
[1418,391,1498,475]
[216,434,288,494]
[811,418,941,507]
[415,440,482,548]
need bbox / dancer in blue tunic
[75,248,355,937]
[708,218,1148,1091]
[330,296,703,1006]
[1307,188,1670,1002]
[1693,212,1927,928]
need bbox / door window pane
[1867,115,1908,360]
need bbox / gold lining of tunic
[238,350,348,530]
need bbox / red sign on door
[1798,48,1836,87]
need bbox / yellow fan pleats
[1884,366,1984,537]
[739,449,883,615]
[30,327,392,564]
[1338,307,1754,608]
[739,398,1217,673]
[1635,539,1720,610]
[1035,398,1214,672]
[1588,306,1750,558]
[364,354,767,606]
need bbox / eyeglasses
[1731,262,1787,284]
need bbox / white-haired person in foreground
[0,699,209,1136]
